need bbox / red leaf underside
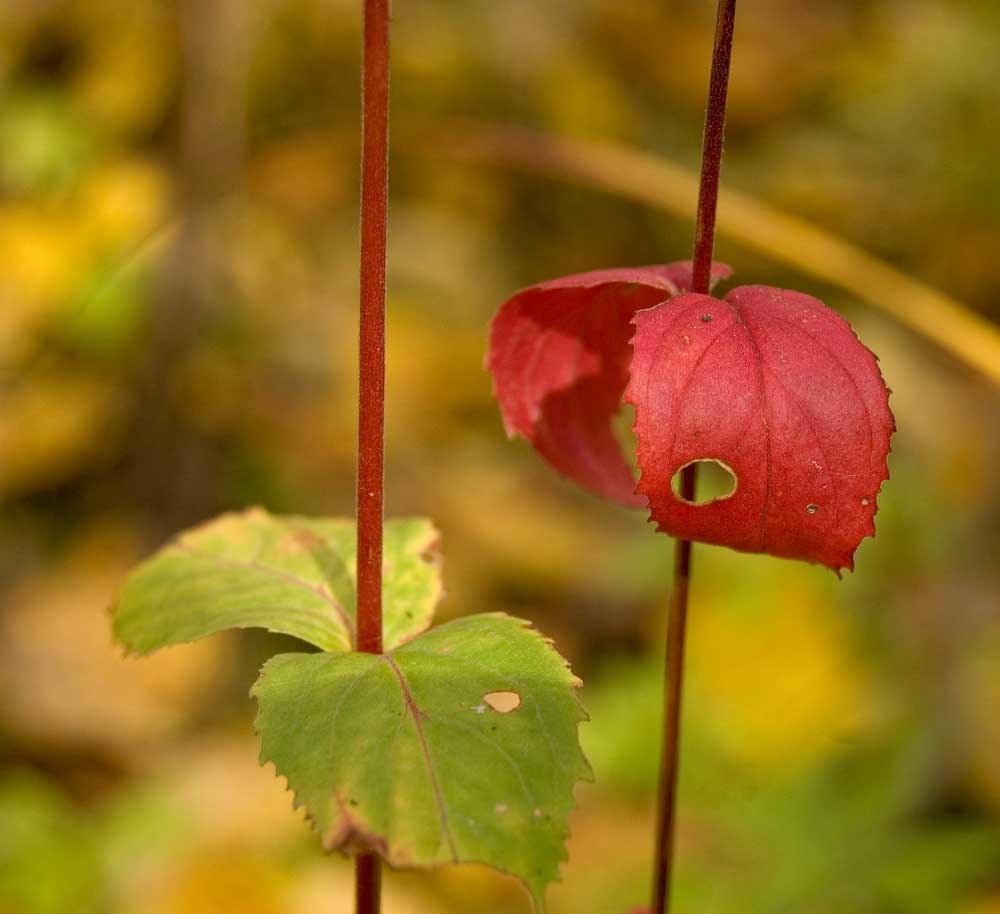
[625,285,894,571]
[488,262,730,505]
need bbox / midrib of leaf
[253,613,590,912]
[724,301,774,551]
[175,541,356,646]
[383,654,459,861]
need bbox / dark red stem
[355,0,389,908]
[691,0,736,297]
[356,0,388,657]
[651,468,695,914]
[651,3,736,914]
[355,853,382,913]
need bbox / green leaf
[252,613,592,910]
[112,509,441,654]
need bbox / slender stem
[691,0,737,297]
[356,853,382,913]
[356,0,389,656]
[651,469,695,914]
[651,3,736,914]
[355,0,389,909]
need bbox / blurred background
[1,0,999,912]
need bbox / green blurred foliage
[0,0,998,912]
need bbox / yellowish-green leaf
[111,508,441,654]
[252,613,592,910]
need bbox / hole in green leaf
[671,459,737,506]
[483,691,521,713]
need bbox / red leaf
[487,262,731,504]
[625,285,894,571]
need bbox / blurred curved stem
[37,121,1000,393]
[652,3,736,913]
[441,130,1000,384]
[356,0,390,909]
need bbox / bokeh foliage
[1,1,998,912]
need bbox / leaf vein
[383,655,459,862]
[174,543,355,645]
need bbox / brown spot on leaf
[279,530,323,554]
[324,794,389,857]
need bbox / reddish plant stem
[355,854,382,913]
[355,0,389,909]
[356,0,389,657]
[651,3,736,914]
[651,468,695,914]
[690,0,736,297]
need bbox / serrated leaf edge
[251,612,592,912]
[108,509,445,655]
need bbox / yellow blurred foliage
[689,574,872,772]
[77,158,170,249]
[0,3,997,912]
[249,132,350,219]
[429,863,530,914]
[539,51,636,140]
[0,157,167,365]
[963,898,1000,914]
[156,852,287,914]
[431,456,611,595]
[385,309,489,445]
[291,864,438,914]
[163,738,309,850]
[963,635,1000,812]
[0,205,90,311]
[547,791,654,914]
[0,532,229,753]
[0,373,117,497]
[72,20,174,136]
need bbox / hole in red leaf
[670,459,737,506]
[483,691,521,713]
